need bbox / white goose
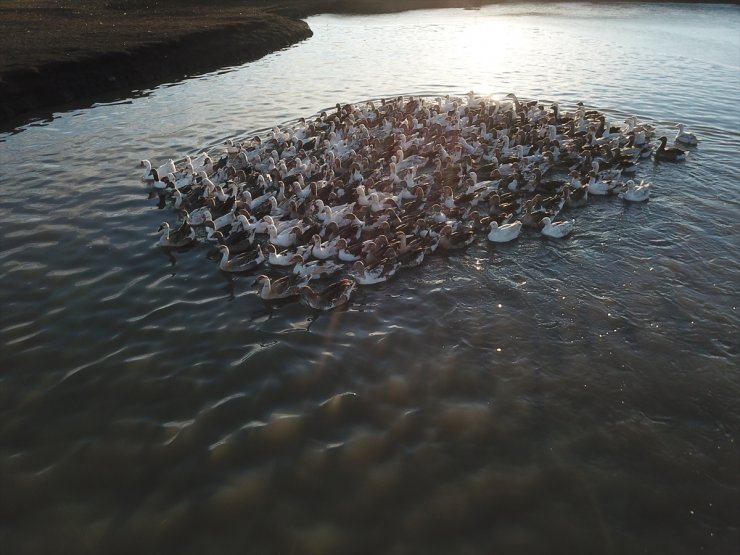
[290,254,344,280]
[587,175,620,196]
[141,159,176,182]
[263,243,297,266]
[487,220,522,243]
[266,224,299,248]
[209,205,239,231]
[349,259,401,285]
[541,217,574,239]
[140,160,155,182]
[335,238,361,262]
[674,124,698,146]
[185,205,212,226]
[310,235,340,260]
[618,180,652,202]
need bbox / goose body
[674,124,698,146]
[655,136,687,161]
[266,224,300,248]
[264,244,298,266]
[487,220,522,243]
[254,273,307,300]
[434,225,476,252]
[186,206,213,226]
[349,258,401,285]
[142,93,690,303]
[157,221,195,248]
[211,226,255,254]
[291,255,344,280]
[619,180,651,202]
[587,176,620,196]
[299,278,357,310]
[141,159,176,183]
[541,217,574,239]
[564,185,588,208]
[218,245,265,273]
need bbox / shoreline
[0,16,312,124]
[0,0,731,126]
[0,0,499,124]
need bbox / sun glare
[449,16,526,96]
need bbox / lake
[1,3,738,554]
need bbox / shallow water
[1,3,739,554]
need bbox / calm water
[1,3,739,554]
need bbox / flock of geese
[142,93,696,310]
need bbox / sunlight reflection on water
[0,3,739,555]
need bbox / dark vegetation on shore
[0,0,732,125]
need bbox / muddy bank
[0,0,509,124]
[1,0,715,124]
[0,12,311,123]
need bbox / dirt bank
[2,0,711,124]
[0,2,321,123]
[0,0,503,124]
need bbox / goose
[217,244,265,273]
[157,221,195,248]
[541,217,574,238]
[591,161,621,182]
[674,124,698,146]
[266,224,300,248]
[349,258,401,285]
[141,159,176,183]
[224,139,240,155]
[655,136,687,161]
[618,180,651,202]
[586,175,620,196]
[209,205,239,231]
[203,220,221,243]
[396,243,426,268]
[140,160,156,182]
[264,243,298,266]
[187,153,213,176]
[151,173,171,191]
[564,186,588,208]
[335,238,362,262]
[254,273,307,300]
[433,225,475,252]
[170,170,194,190]
[487,220,522,243]
[519,201,545,229]
[290,254,344,280]
[292,179,313,201]
[209,229,255,254]
[299,278,357,311]
[143,94,689,306]
[310,234,340,260]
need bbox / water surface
[1,3,739,554]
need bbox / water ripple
[0,4,738,555]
